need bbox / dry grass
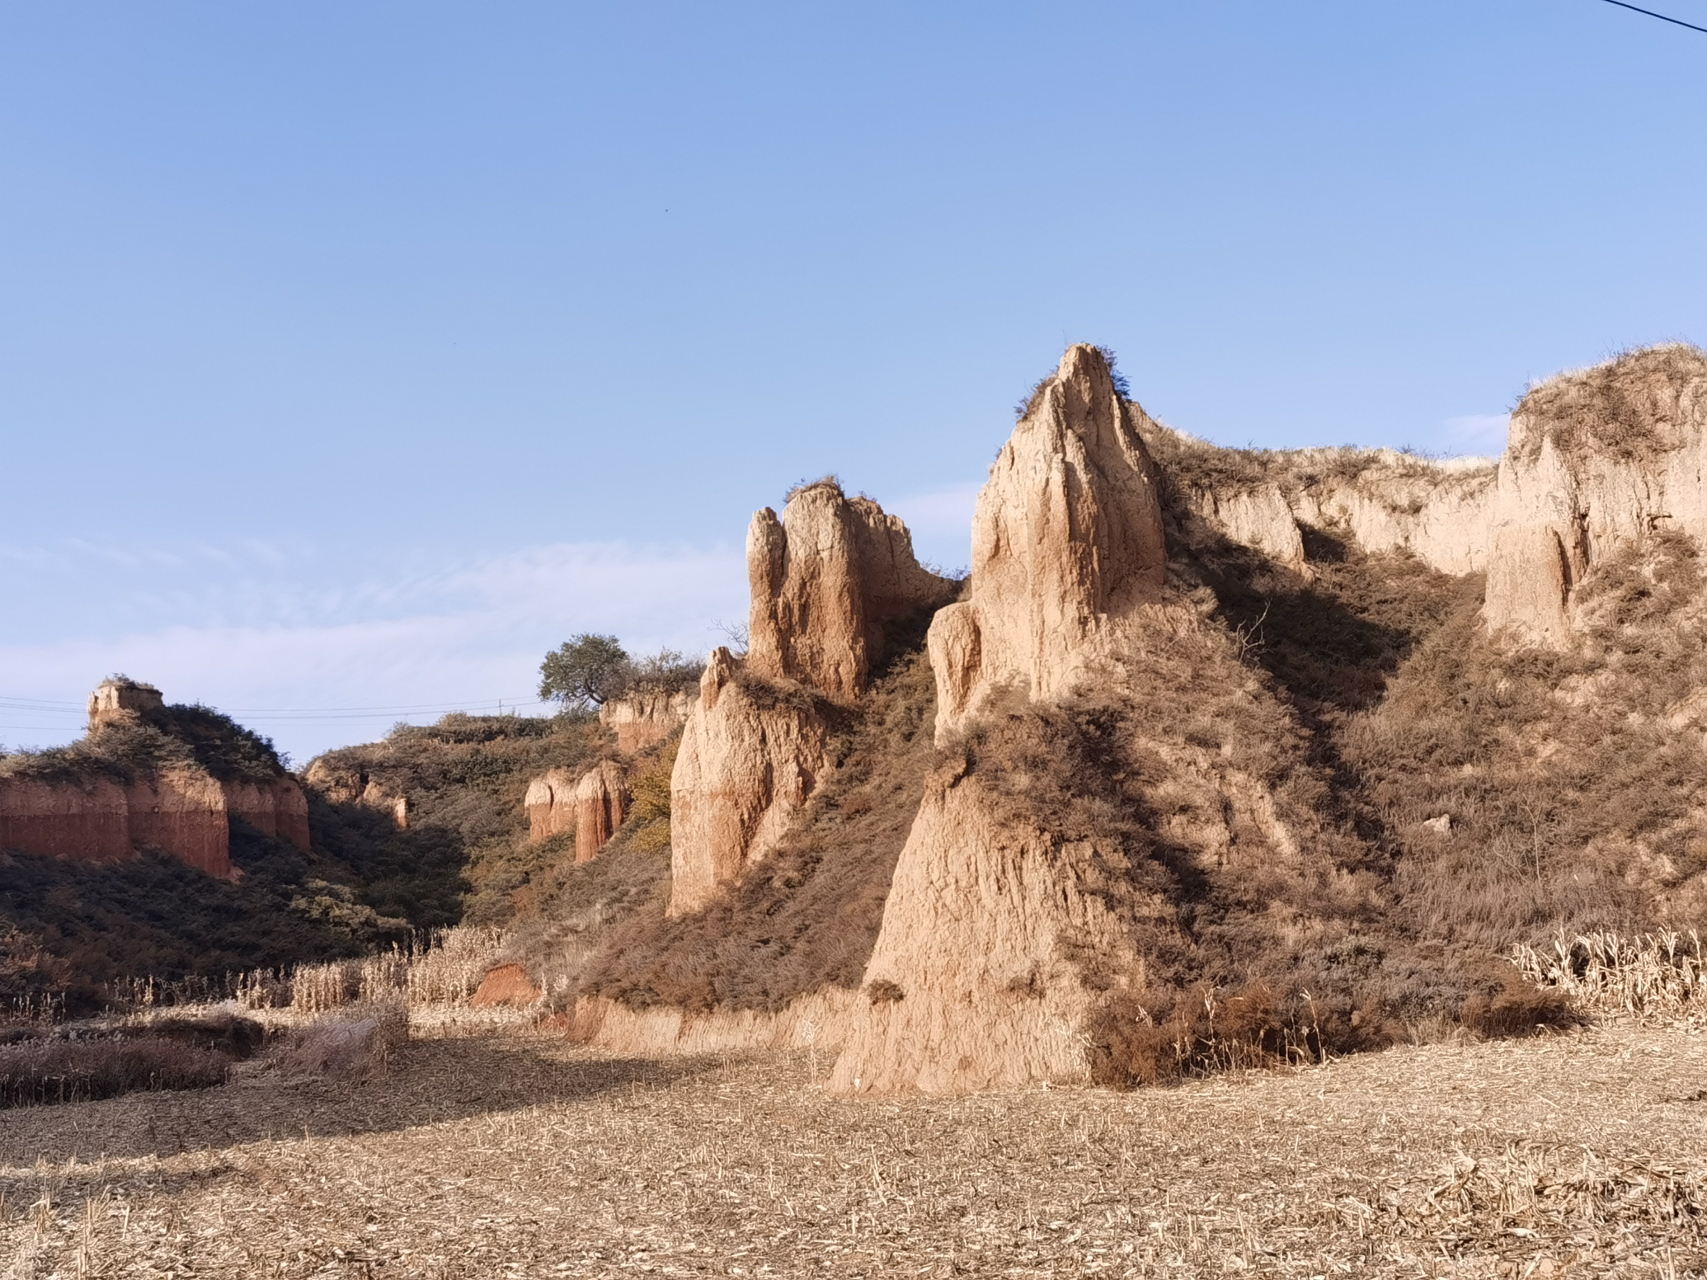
[0,1035,232,1109]
[0,1018,1702,1276]
[1513,930,1707,1022]
[273,1003,409,1081]
[1510,343,1707,462]
[1346,531,1707,953]
[1146,421,1496,507]
[272,925,506,1016]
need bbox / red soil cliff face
[222,778,312,851]
[0,681,310,880]
[523,762,630,862]
[0,777,132,862]
[573,761,629,864]
[524,769,578,843]
[124,773,233,879]
[0,772,240,879]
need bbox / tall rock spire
[930,343,1167,741]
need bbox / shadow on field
[0,1035,720,1166]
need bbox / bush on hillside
[0,824,402,1015]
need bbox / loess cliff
[0,680,309,880]
[20,341,1707,1094]
[550,341,1707,1096]
[0,683,424,1010]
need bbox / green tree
[538,634,631,710]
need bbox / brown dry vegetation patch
[1510,343,1707,462]
[1349,530,1707,953]
[581,646,939,1013]
[1145,419,1496,505]
[2,1021,1704,1276]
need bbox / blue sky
[2,1,1704,759]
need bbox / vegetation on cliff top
[1,702,289,785]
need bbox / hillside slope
[553,343,1707,1094]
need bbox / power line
[1597,0,1707,34]
[0,694,549,716]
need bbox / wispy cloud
[0,539,747,762]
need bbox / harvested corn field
[2,1019,1704,1277]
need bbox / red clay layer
[0,774,310,880]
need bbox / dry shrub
[274,1002,408,1080]
[1459,970,1581,1038]
[0,925,82,1019]
[0,1034,231,1107]
[127,1011,267,1059]
[1088,983,1325,1087]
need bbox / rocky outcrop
[814,347,1175,1093]
[1182,482,1307,569]
[524,769,578,843]
[829,768,1144,1095]
[1288,455,1496,575]
[668,648,827,915]
[302,759,407,828]
[1151,428,1498,576]
[86,678,163,727]
[222,778,312,851]
[826,345,1364,1096]
[667,483,947,916]
[524,761,627,859]
[746,480,955,703]
[930,344,1167,743]
[1484,345,1707,645]
[572,761,629,863]
[599,688,696,754]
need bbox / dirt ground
[2,1020,1704,1278]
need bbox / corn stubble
[1,1008,1704,1279]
